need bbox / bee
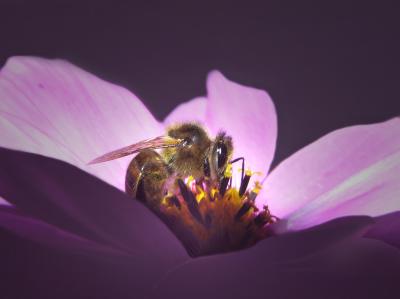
[89,123,233,210]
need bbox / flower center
[158,164,277,257]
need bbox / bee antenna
[230,157,245,183]
[216,130,227,139]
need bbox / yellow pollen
[186,175,195,184]
[210,188,218,198]
[224,164,232,177]
[161,197,167,205]
[195,186,205,203]
[238,168,263,177]
[252,181,262,194]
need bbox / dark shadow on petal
[365,211,400,250]
[0,205,127,257]
[0,228,163,299]
[152,216,400,299]
[0,147,188,267]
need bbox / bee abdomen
[125,149,168,208]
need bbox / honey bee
[89,123,233,210]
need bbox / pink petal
[163,97,207,126]
[261,118,400,231]
[205,71,277,178]
[0,56,163,190]
[163,71,277,185]
[0,196,11,206]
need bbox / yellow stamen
[238,168,263,177]
[252,181,262,194]
[195,186,205,203]
[186,175,195,185]
[159,173,276,257]
[224,163,232,178]
[210,188,218,198]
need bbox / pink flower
[1,56,399,230]
[0,57,399,298]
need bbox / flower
[0,57,399,298]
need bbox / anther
[248,181,262,201]
[219,164,232,197]
[239,169,252,197]
[168,195,181,209]
[219,177,229,197]
[177,179,203,224]
[210,188,218,201]
[234,201,252,221]
[253,213,269,227]
[195,186,206,203]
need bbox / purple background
[1,2,400,298]
[1,1,399,168]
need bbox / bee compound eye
[216,142,228,169]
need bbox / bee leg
[125,149,169,209]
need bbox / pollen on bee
[159,164,277,257]
[184,175,195,185]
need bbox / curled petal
[164,97,207,126]
[261,118,400,231]
[0,205,125,257]
[0,148,188,266]
[152,216,400,299]
[0,56,163,190]
[205,71,277,177]
[366,211,400,250]
[0,221,181,299]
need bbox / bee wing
[88,136,182,164]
